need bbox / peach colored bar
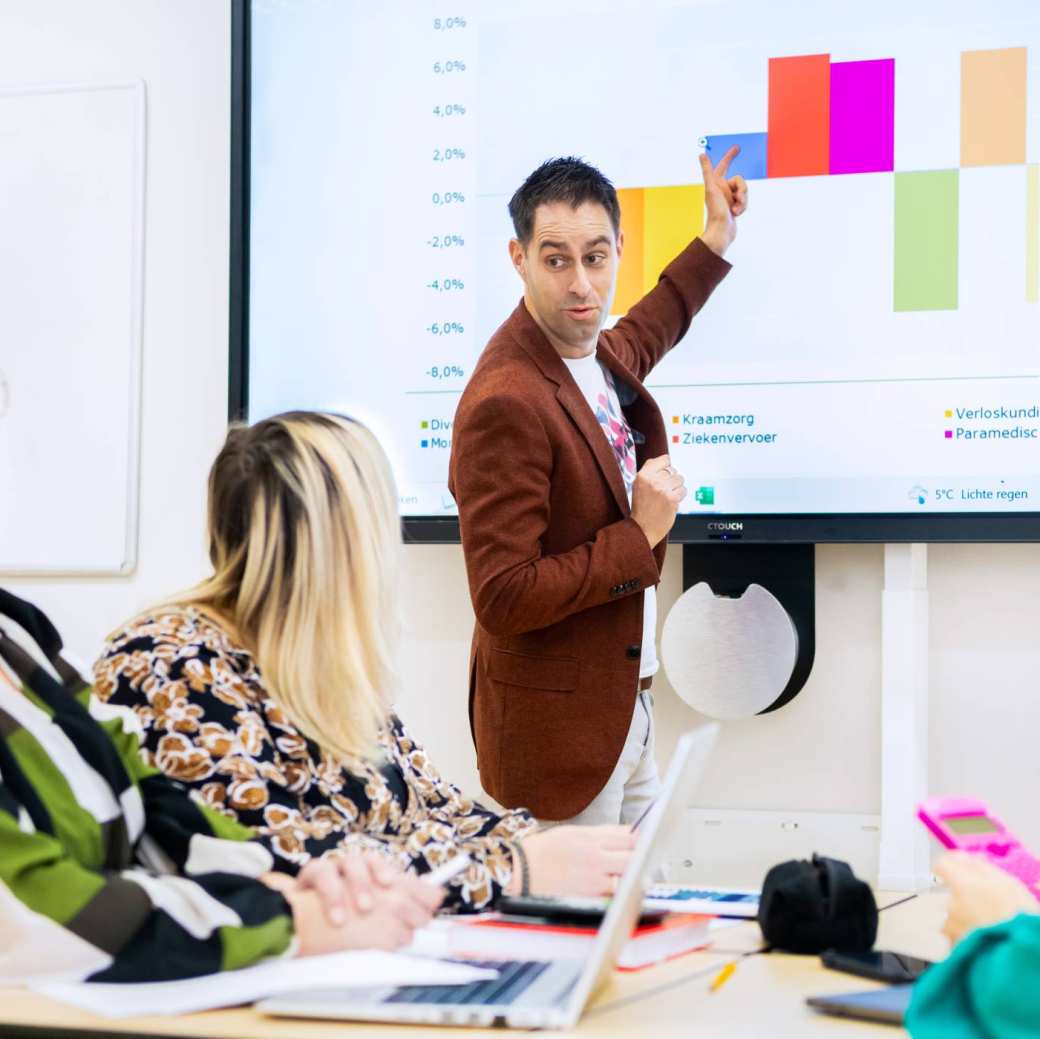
[961,47,1027,167]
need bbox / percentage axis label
[432,103,467,117]
[433,16,467,30]
[427,234,466,248]
[426,365,466,380]
[433,59,467,74]
[426,321,466,336]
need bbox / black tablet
[806,984,914,1025]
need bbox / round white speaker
[660,582,799,720]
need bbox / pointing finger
[715,144,740,178]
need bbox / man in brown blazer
[449,152,747,824]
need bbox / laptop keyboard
[385,960,550,1007]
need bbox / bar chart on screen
[467,0,1040,514]
[474,3,1039,376]
[250,0,1040,517]
[610,46,1031,317]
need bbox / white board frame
[0,80,145,576]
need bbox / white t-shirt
[561,353,658,680]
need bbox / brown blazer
[448,238,730,819]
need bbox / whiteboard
[0,82,145,575]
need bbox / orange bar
[961,47,1027,167]
[768,54,830,178]
[613,188,645,315]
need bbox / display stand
[878,543,932,890]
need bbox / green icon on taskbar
[695,486,715,505]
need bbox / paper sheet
[31,951,496,1018]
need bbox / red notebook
[437,913,716,971]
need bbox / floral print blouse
[93,608,537,910]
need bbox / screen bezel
[229,0,1040,546]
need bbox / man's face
[509,201,623,358]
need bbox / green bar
[894,170,959,312]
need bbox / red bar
[768,54,830,178]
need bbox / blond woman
[95,412,634,913]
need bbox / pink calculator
[918,796,1040,898]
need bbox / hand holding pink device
[918,796,1040,898]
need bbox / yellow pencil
[709,960,738,993]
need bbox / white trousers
[554,691,662,827]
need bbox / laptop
[258,723,720,1030]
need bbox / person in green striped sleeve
[0,590,441,984]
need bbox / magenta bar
[830,58,895,174]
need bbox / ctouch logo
[707,521,744,531]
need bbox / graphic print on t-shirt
[595,370,637,495]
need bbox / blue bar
[703,132,769,180]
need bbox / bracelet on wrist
[512,841,530,896]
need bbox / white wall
[1,0,231,657]
[396,541,1040,877]
[4,1,1038,885]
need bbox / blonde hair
[170,412,400,764]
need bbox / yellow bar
[613,188,644,315]
[1028,165,1039,303]
[643,184,706,294]
[961,47,1027,167]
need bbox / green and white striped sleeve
[0,778,295,982]
[0,684,297,983]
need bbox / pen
[630,799,658,832]
[709,960,738,993]
[425,852,472,886]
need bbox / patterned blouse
[93,608,537,910]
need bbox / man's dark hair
[508,157,620,245]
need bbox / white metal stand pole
[877,543,932,890]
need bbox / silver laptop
[258,723,720,1030]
